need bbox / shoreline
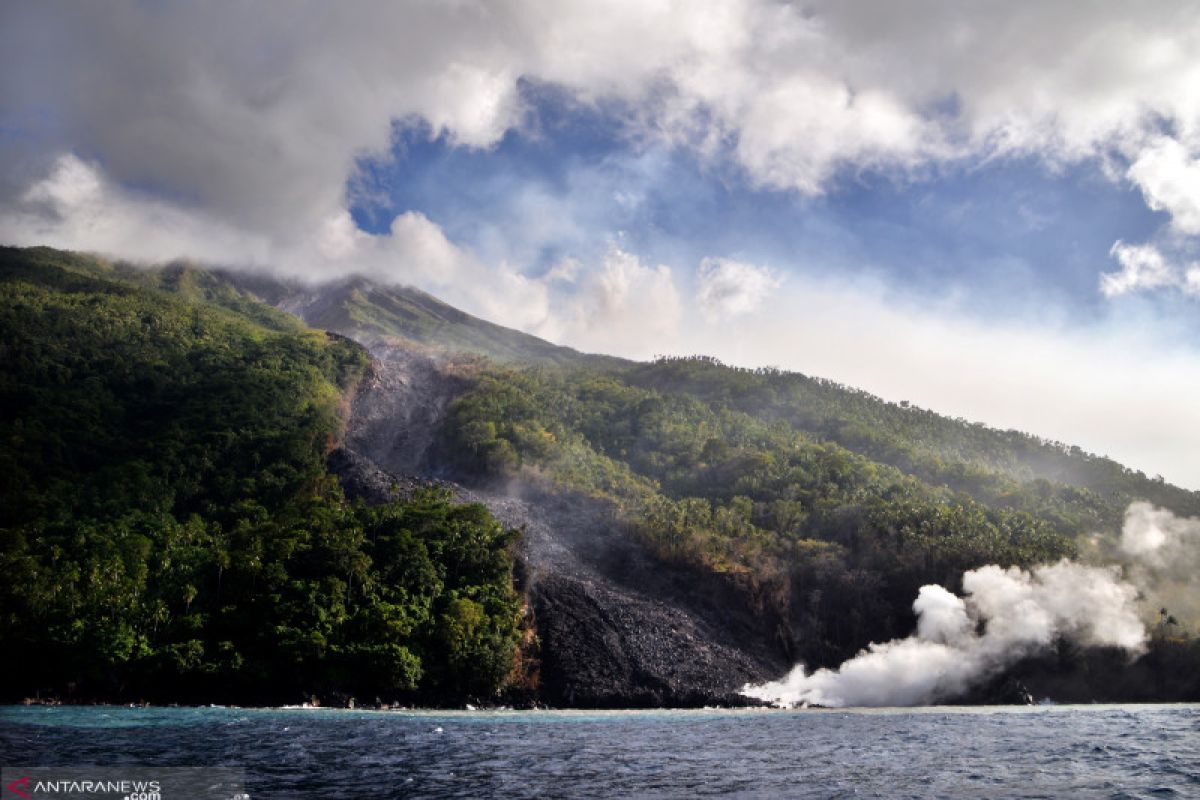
[7,701,1200,716]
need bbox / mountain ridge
[220,270,626,369]
[15,244,1198,513]
[3,245,1197,707]
[213,257,1200,516]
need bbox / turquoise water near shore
[3,704,1198,798]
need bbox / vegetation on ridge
[629,355,1200,521]
[2,245,1197,704]
[0,247,521,704]
[440,359,1197,670]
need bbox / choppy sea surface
[1,704,1198,798]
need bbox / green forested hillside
[0,247,521,703]
[628,356,1200,521]
[249,264,1197,526]
[3,245,1196,703]
[440,360,1196,667]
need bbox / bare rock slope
[331,342,785,707]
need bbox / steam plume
[742,560,1145,708]
[1118,501,1200,628]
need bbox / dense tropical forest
[442,367,1062,662]
[440,358,1200,683]
[0,247,521,704]
[2,245,1197,706]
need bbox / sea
[1,704,1197,798]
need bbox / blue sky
[2,1,1199,485]
[350,101,1169,325]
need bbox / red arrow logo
[5,776,29,799]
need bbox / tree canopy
[0,247,521,704]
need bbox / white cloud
[0,154,553,330]
[384,211,469,284]
[733,77,938,193]
[1127,137,1200,236]
[1186,266,1200,296]
[1101,241,1178,297]
[4,1,1200,485]
[544,257,582,284]
[1101,240,1200,298]
[4,1,1200,242]
[696,257,781,319]
[0,154,275,266]
[541,244,682,359]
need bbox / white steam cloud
[1119,502,1200,626]
[745,502,1200,707]
[742,561,1145,708]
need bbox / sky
[2,1,1200,487]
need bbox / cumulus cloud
[4,0,1200,483]
[1127,137,1200,236]
[541,244,683,358]
[1101,241,1200,298]
[696,257,781,319]
[0,154,274,266]
[0,153,556,332]
[0,2,525,239]
[1187,266,1200,296]
[544,257,582,284]
[1101,241,1179,297]
[275,210,556,333]
[548,246,683,356]
[4,1,1200,249]
[732,77,937,193]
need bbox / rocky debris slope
[532,573,773,708]
[326,446,456,501]
[328,341,784,707]
[341,342,472,475]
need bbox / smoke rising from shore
[745,502,1200,707]
[1119,502,1200,627]
[743,561,1146,708]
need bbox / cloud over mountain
[696,258,781,320]
[3,1,1200,485]
[4,1,1199,275]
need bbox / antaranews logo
[5,775,161,799]
[1,767,247,800]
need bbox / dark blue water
[2,704,1198,798]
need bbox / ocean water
[1,704,1198,799]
